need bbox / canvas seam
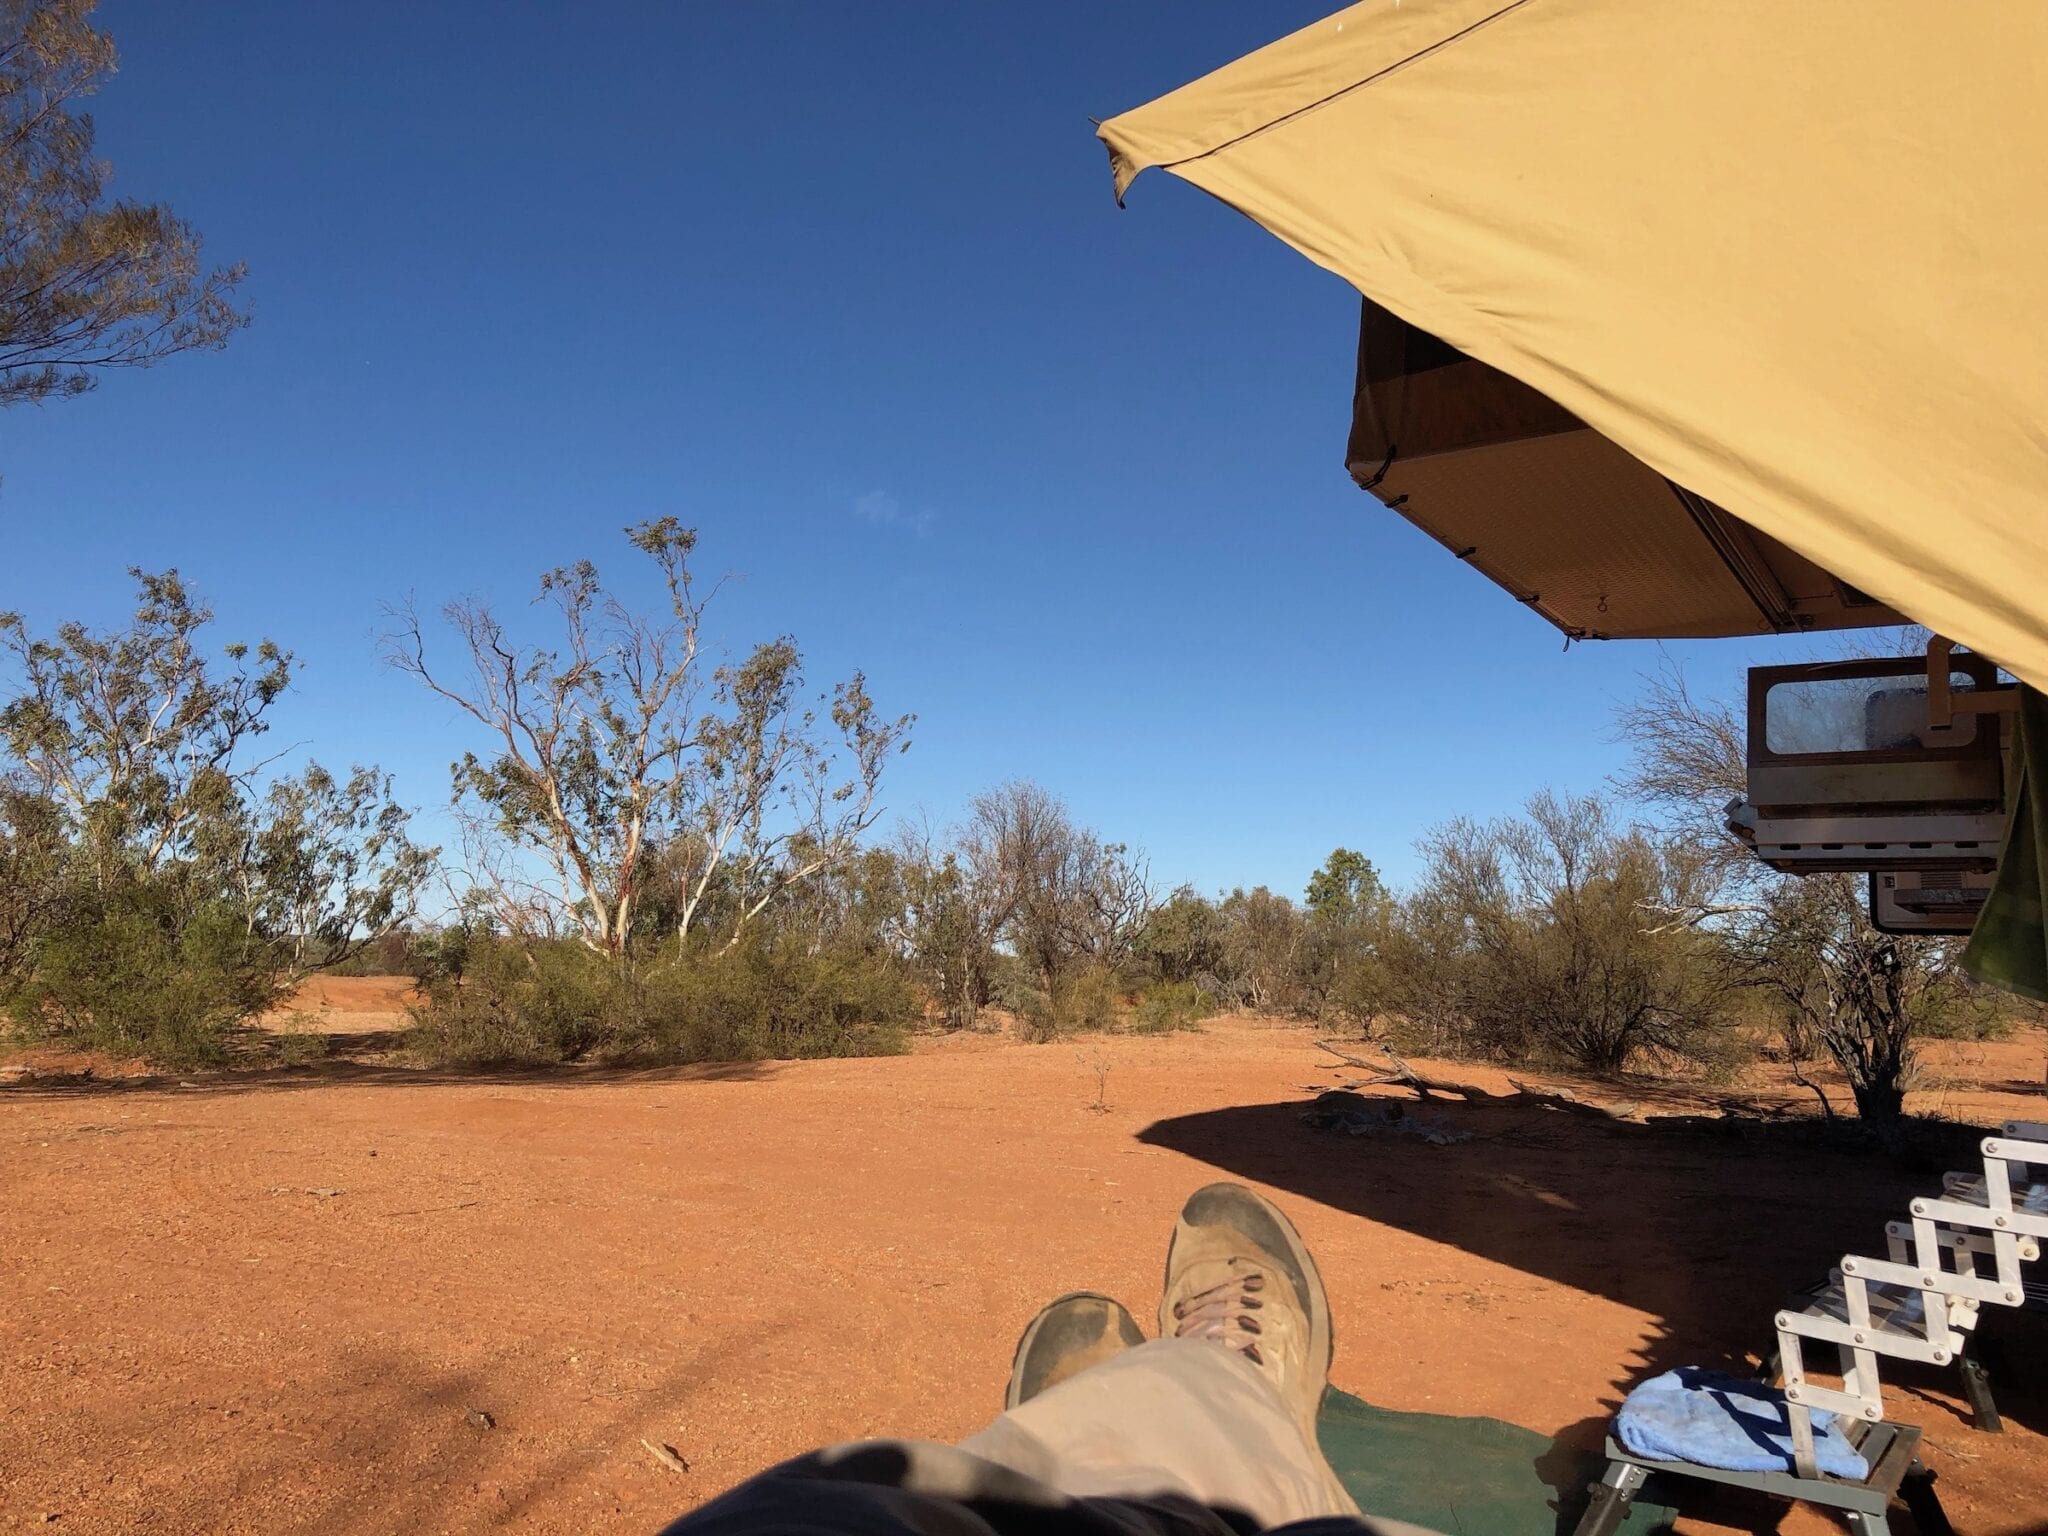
[1151,0,1544,175]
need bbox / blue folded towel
[1615,1367,1870,1481]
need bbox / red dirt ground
[4,981,2046,1536]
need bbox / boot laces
[1171,1271,1267,1365]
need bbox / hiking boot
[1005,1291,1147,1409]
[1159,1182,1335,1439]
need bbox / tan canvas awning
[1100,2,2048,680]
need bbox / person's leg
[964,1336,1350,1524]
[961,1184,1359,1527]
[1005,1291,1149,1409]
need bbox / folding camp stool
[1572,1422,1951,1536]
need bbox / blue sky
[3,2,1789,895]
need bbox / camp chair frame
[1572,1423,1950,1536]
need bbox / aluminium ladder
[1773,1119,2047,1479]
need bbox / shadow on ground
[1983,1079,2048,1100]
[0,1052,781,1099]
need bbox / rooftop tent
[1345,300,1905,641]
[1097,1,2048,684]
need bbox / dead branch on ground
[642,1439,690,1476]
[1506,1078,1630,1119]
[1313,1040,1491,1099]
[1314,1040,1653,1123]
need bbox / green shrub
[5,880,287,1069]
[634,936,915,1062]
[986,957,1044,1018]
[1912,988,2014,1042]
[1129,980,1211,1034]
[1014,992,1057,1043]
[273,1026,330,1067]
[1063,966,1121,1034]
[1317,950,1393,1030]
[1016,964,1122,1043]
[408,937,616,1066]
[407,933,915,1066]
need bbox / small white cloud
[853,489,900,522]
[853,489,933,535]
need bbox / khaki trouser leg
[960,1339,1360,1526]
[664,1339,1444,1536]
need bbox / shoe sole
[1005,1290,1146,1410]
[1160,1183,1334,1398]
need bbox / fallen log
[1313,1041,1654,1120]
[1506,1078,1618,1119]
[1314,1039,1494,1100]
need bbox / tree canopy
[2,0,248,407]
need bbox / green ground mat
[1318,1389,1678,1536]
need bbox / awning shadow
[0,1055,783,1099]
